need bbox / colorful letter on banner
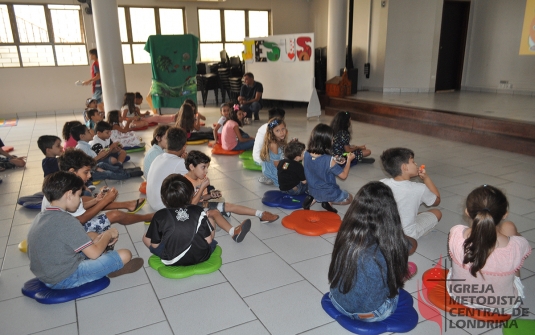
[280,38,296,62]
[297,37,312,61]
[263,42,280,62]
[242,40,255,63]
[519,0,535,55]
[255,41,267,62]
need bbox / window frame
[119,6,186,64]
[0,3,87,67]
[197,8,271,62]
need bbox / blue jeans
[233,140,255,151]
[46,251,123,289]
[330,293,399,322]
[92,162,129,181]
[240,102,261,119]
[282,182,308,196]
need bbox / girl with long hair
[259,117,287,186]
[107,110,143,147]
[330,111,373,165]
[328,182,413,322]
[221,105,254,151]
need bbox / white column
[327,0,348,79]
[92,0,126,111]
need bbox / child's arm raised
[82,228,119,259]
[418,167,440,206]
[335,152,355,180]
[191,178,210,205]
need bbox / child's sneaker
[232,219,251,243]
[258,175,273,185]
[260,211,279,223]
[404,262,418,281]
[107,258,144,278]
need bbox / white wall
[0,0,311,116]
[463,0,535,94]
[309,0,329,48]
[383,0,442,92]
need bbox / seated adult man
[238,72,263,121]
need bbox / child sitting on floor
[175,102,213,141]
[71,125,141,180]
[260,117,288,187]
[221,105,254,151]
[448,185,531,314]
[328,182,414,322]
[185,150,279,224]
[330,111,374,165]
[28,171,143,289]
[40,149,153,234]
[380,147,441,244]
[143,174,218,265]
[254,107,286,185]
[303,124,354,214]
[89,121,128,166]
[37,135,63,177]
[62,121,82,149]
[107,110,143,148]
[85,108,103,136]
[0,138,26,172]
[143,125,170,176]
[211,103,230,145]
[277,141,307,195]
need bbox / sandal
[128,198,146,214]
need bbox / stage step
[325,97,535,157]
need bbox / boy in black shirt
[277,141,307,195]
[37,135,63,177]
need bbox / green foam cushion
[149,245,222,279]
[243,160,262,171]
[125,146,146,153]
[502,319,535,335]
[239,151,253,160]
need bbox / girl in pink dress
[448,185,531,314]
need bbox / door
[435,1,470,92]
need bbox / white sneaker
[258,176,274,185]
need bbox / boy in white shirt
[380,147,442,245]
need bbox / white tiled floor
[0,102,534,335]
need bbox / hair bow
[268,119,281,129]
[233,104,240,111]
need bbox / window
[198,9,270,62]
[119,7,185,64]
[0,4,86,67]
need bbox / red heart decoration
[288,53,295,60]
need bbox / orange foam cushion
[211,143,244,156]
[422,268,511,322]
[139,181,147,194]
[2,146,14,152]
[281,210,341,236]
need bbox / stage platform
[324,91,535,157]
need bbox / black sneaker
[360,158,375,164]
[321,202,338,213]
[128,170,144,178]
[303,195,314,210]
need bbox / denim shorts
[45,251,123,289]
[84,213,111,233]
[330,293,399,322]
[282,182,308,196]
[332,190,350,204]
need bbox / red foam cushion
[281,210,341,236]
[211,143,244,155]
[422,268,511,322]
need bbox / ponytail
[462,185,508,277]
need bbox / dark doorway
[435,1,470,92]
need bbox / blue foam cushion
[22,201,42,209]
[17,193,44,206]
[261,190,308,209]
[321,289,418,335]
[22,277,110,304]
